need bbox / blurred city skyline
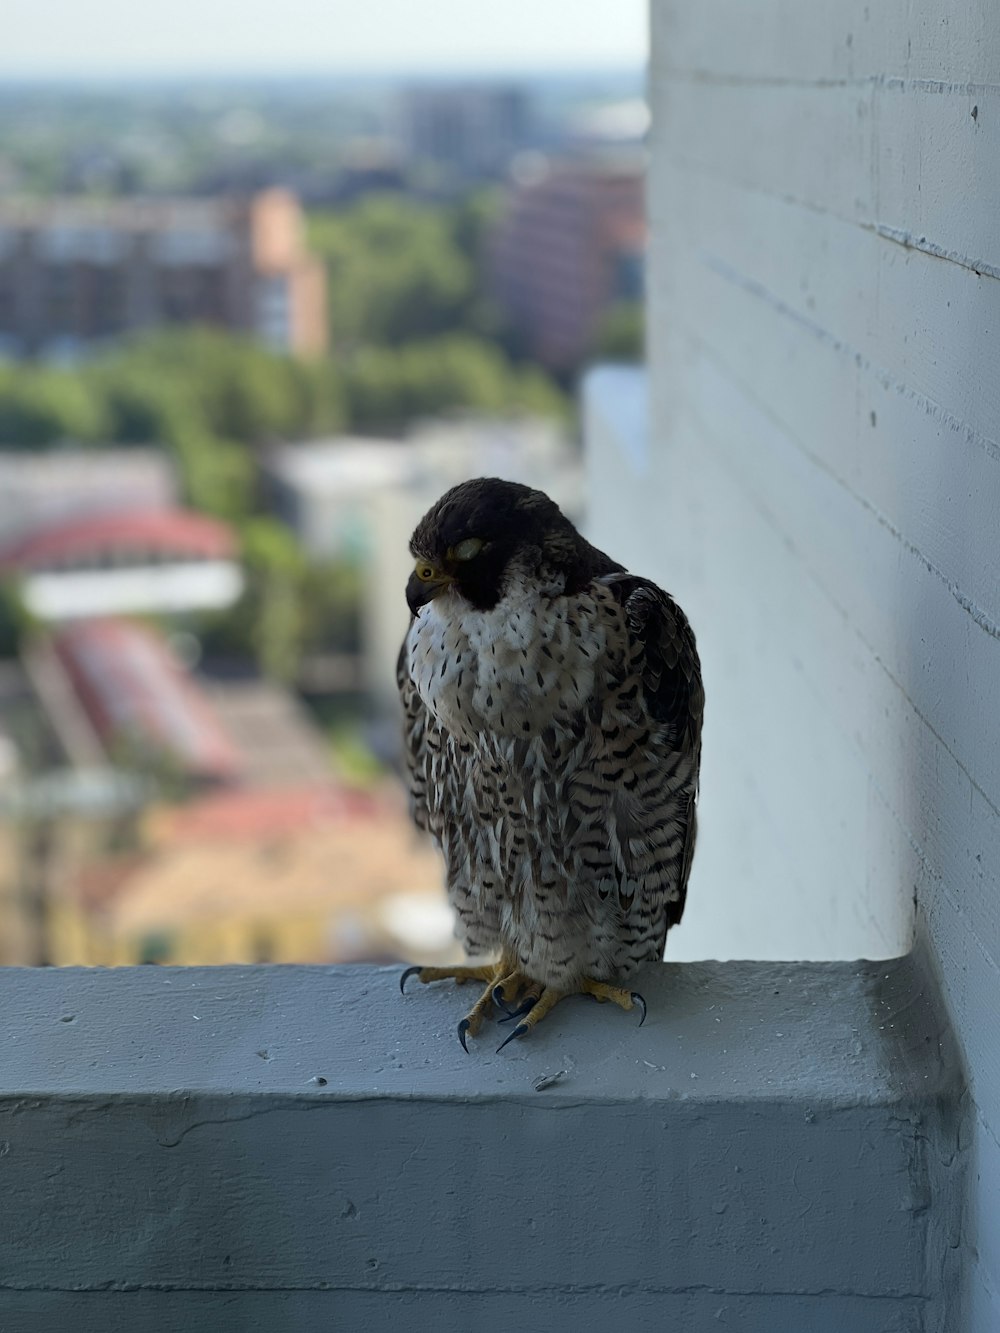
[3,0,647,80]
[0,6,648,969]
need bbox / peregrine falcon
[398,478,703,1051]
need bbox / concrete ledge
[0,952,966,1332]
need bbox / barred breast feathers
[399,562,703,978]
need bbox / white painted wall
[586,5,999,1323]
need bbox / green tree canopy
[0,578,36,657]
[593,301,645,362]
[0,365,108,447]
[89,328,344,443]
[343,334,567,431]
[309,196,480,350]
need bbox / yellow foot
[492,968,543,1018]
[398,964,499,990]
[399,963,646,1053]
[400,958,516,1051]
[495,976,646,1053]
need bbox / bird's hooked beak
[407,561,455,613]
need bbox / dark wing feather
[604,574,704,744]
[601,574,704,928]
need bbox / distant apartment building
[265,436,415,562]
[488,157,645,372]
[400,84,531,181]
[0,188,327,359]
[0,448,176,543]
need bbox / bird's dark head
[406,477,587,614]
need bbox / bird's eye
[453,537,483,562]
[416,564,436,582]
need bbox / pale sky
[2,0,648,78]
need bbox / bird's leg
[580,978,645,1014]
[496,976,646,1052]
[400,955,518,1051]
[492,969,543,1021]
[399,963,499,989]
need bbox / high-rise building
[400,84,531,181]
[488,157,645,372]
[0,188,326,359]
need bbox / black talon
[496,995,538,1024]
[400,966,422,994]
[492,984,514,1014]
[631,992,647,1027]
[457,1019,471,1053]
[496,1022,528,1053]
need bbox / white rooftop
[22,561,244,622]
[0,448,176,542]
[266,438,413,491]
[268,417,576,500]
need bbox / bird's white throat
[407,578,617,741]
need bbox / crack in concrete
[154,1100,334,1149]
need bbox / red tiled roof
[0,506,236,569]
[54,618,242,782]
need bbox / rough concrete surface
[0,953,965,1332]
